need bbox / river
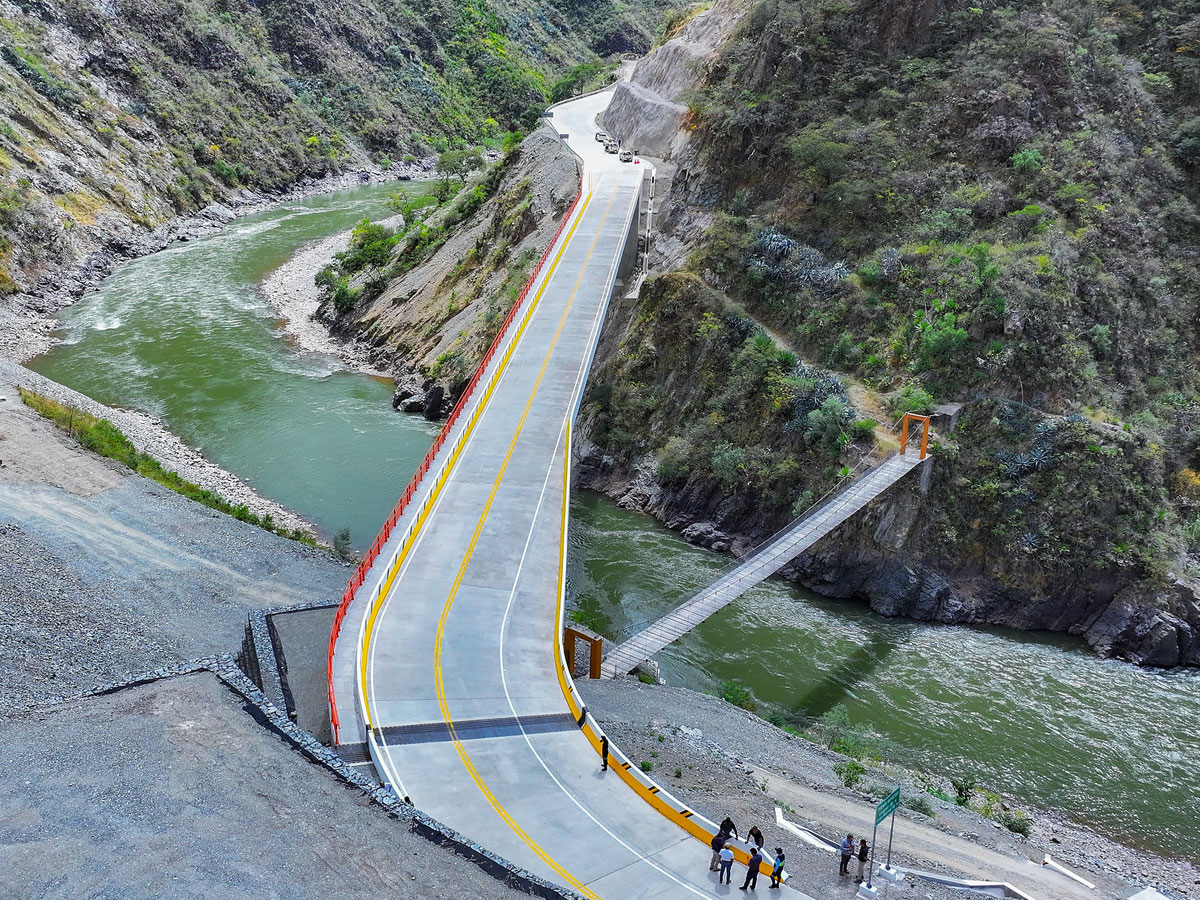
[30,181,1199,859]
[31,182,439,549]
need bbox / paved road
[330,90,814,898]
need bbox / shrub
[805,396,850,453]
[819,704,851,748]
[888,383,936,416]
[852,419,877,442]
[711,441,747,486]
[1011,147,1044,174]
[950,774,976,806]
[333,527,353,560]
[640,760,653,772]
[718,679,756,711]
[833,760,865,788]
[903,794,936,817]
[1008,204,1045,236]
[997,808,1031,837]
[331,277,360,312]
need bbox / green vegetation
[333,526,354,560]
[18,388,315,545]
[997,808,1032,837]
[582,0,1200,657]
[717,678,756,711]
[585,271,878,523]
[0,0,680,293]
[833,760,865,789]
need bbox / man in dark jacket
[710,831,726,871]
[740,847,763,891]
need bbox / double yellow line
[429,183,623,900]
[362,178,625,898]
[358,190,594,725]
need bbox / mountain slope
[582,0,1200,665]
[0,0,672,347]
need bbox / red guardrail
[326,184,584,745]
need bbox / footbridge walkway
[602,443,928,678]
[327,89,815,899]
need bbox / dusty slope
[0,377,346,713]
[0,672,525,899]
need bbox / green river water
[30,182,1200,859]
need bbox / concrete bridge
[326,89,813,899]
[324,86,936,899]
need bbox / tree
[436,149,483,182]
[435,149,484,201]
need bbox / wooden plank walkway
[601,450,926,678]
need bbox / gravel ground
[260,215,404,375]
[0,365,313,535]
[0,672,523,900]
[581,677,1198,900]
[0,380,350,714]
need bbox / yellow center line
[358,190,595,725]
[430,179,625,899]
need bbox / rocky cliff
[599,0,746,159]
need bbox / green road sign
[875,787,901,825]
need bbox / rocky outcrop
[339,128,580,404]
[600,0,749,159]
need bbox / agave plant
[1029,444,1055,471]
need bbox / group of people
[707,817,786,890]
[839,833,871,884]
[707,817,873,892]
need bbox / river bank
[582,677,1199,900]
[0,361,314,537]
[1,162,435,365]
[260,212,406,376]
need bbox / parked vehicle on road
[604,140,618,153]
[595,131,608,143]
[619,149,633,162]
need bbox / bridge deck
[602,451,926,678]
[331,91,814,899]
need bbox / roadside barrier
[327,181,584,746]
[551,420,785,886]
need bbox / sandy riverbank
[260,213,405,376]
[582,677,1198,900]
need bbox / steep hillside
[317,127,580,413]
[581,0,1200,665]
[0,0,672,353]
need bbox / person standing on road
[855,837,869,883]
[710,829,729,871]
[769,848,785,888]
[600,736,609,771]
[740,846,763,891]
[839,833,854,875]
[747,825,765,849]
[719,843,735,884]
